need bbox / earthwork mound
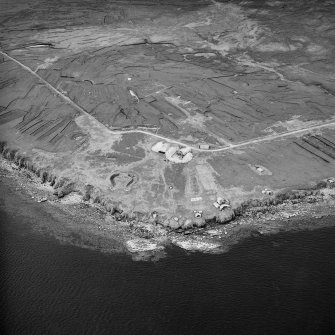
[110,170,138,190]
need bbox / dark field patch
[111,133,146,158]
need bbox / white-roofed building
[151,141,193,163]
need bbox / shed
[199,144,210,150]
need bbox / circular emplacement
[110,171,138,189]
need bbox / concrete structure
[152,141,193,163]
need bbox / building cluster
[152,141,193,163]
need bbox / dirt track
[2,48,335,154]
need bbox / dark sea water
[1,202,335,335]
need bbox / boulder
[216,208,235,224]
[182,219,194,229]
[162,218,182,230]
[193,217,206,228]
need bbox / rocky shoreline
[1,149,335,261]
[2,141,334,227]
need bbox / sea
[1,189,335,334]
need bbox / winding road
[2,49,335,153]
